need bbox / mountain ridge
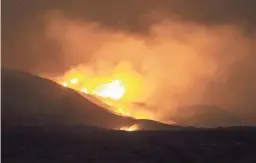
[1,68,183,130]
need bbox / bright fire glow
[57,75,132,117]
[80,88,88,94]
[71,78,79,85]
[54,63,156,126]
[120,124,139,132]
[93,80,125,100]
[62,82,67,87]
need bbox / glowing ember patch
[93,80,125,100]
[62,82,68,87]
[80,88,88,94]
[70,78,79,84]
[120,124,139,132]
[55,66,152,121]
[125,112,130,116]
[117,108,130,117]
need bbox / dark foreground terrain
[2,126,256,163]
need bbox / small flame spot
[70,78,79,84]
[120,124,139,132]
[80,88,88,94]
[62,82,68,87]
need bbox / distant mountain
[1,68,183,130]
[169,105,243,127]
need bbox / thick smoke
[41,11,256,123]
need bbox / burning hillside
[53,62,155,123]
[38,11,256,127]
[120,124,139,132]
[3,68,184,131]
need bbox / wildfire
[93,79,125,100]
[54,63,155,127]
[57,75,133,116]
[70,78,79,84]
[80,88,88,94]
[62,82,68,87]
[120,124,139,132]
[60,77,125,100]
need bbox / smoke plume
[38,11,256,123]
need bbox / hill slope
[2,68,137,128]
[1,68,181,130]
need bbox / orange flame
[120,124,139,132]
[57,75,132,117]
[93,79,125,100]
[54,63,156,123]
